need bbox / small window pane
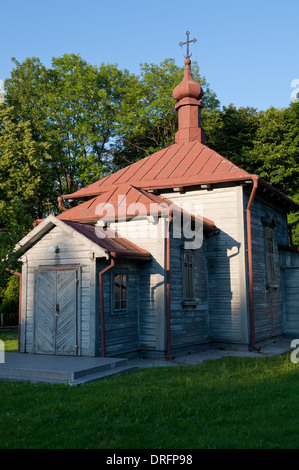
[184,252,194,300]
[265,228,276,281]
[114,273,127,311]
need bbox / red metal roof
[58,183,217,231]
[62,140,251,201]
[63,220,151,260]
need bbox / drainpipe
[57,196,67,212]
[5,269,22,352]
[99,252,116,357]
[246,176,260,351]
[166,211,174,359]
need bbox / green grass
[0,331,18,352]
[0,332,299,449]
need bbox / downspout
[99,252,116,357]
[246,176,260,351]
[166,211,174,359]
[5,269,22,352]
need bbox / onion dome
[173,58,203,102]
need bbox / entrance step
[0,353,138,386]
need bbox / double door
[34,268,79,355]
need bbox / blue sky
[1,0,299,110]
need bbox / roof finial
[179,31,197,59]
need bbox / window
[114,273,127,312]
[183,252,194,300]
[265,227,276,282]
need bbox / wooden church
[15,42,299,359]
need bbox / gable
[15,216,108,260]
[58,183,218,232]
[15,215,151,261]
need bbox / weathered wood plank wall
[20,225,94,355]
[96,259,141,356]
[244,190,289,342]
[110,218,166,354]
[279,248,299,335]
[169,231,210,351]
[164,186,248,346]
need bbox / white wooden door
[35,268,79,355]
[34,270,56,354]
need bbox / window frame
[264,226,277,285]
[182,250,195,302]
[112,269,128,314]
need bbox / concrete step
[0,365,138,386]
[0,374,68,385]
[0,353,139,385]
[0,358,129,382]
[72,358,128,380]
[71,365,139,386]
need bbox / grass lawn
[0,331,18,352]
[0,331,298,449]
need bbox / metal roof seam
[193,149,215,175]
[139,144,181,181]
[129,148,169,181]
[151,143,185,180]
[180,144,205,177]
[165,141,197,179]
[117,147,170,184]
[210,155,223,175]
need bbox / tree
[111,58,219,169]
[204,104,259,171]
[0,275,19,317]
[5,54,137,196]
[246,107,299,196]
[0,105,51,278]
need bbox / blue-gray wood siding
[110,218,166,353]
[169,232,210,351]
[164,186,248,346]
[96,259,141,356]
[279,248,299,335]
[244,190,289,341]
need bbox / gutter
[5,269,22,352]
[99,252,116,357]
[166,211,174,360]
[246,176,260,351]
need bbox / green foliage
[5,55,137,194]
[112,58,219,169]
[248,107,299,195]
[204,104,259,170]
[0,275,19,314]
[288,207,299,246]
[0,104,51,281]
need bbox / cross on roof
[45,199,52,214]
[179,31,197,59]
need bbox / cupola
[173,34,206,144]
